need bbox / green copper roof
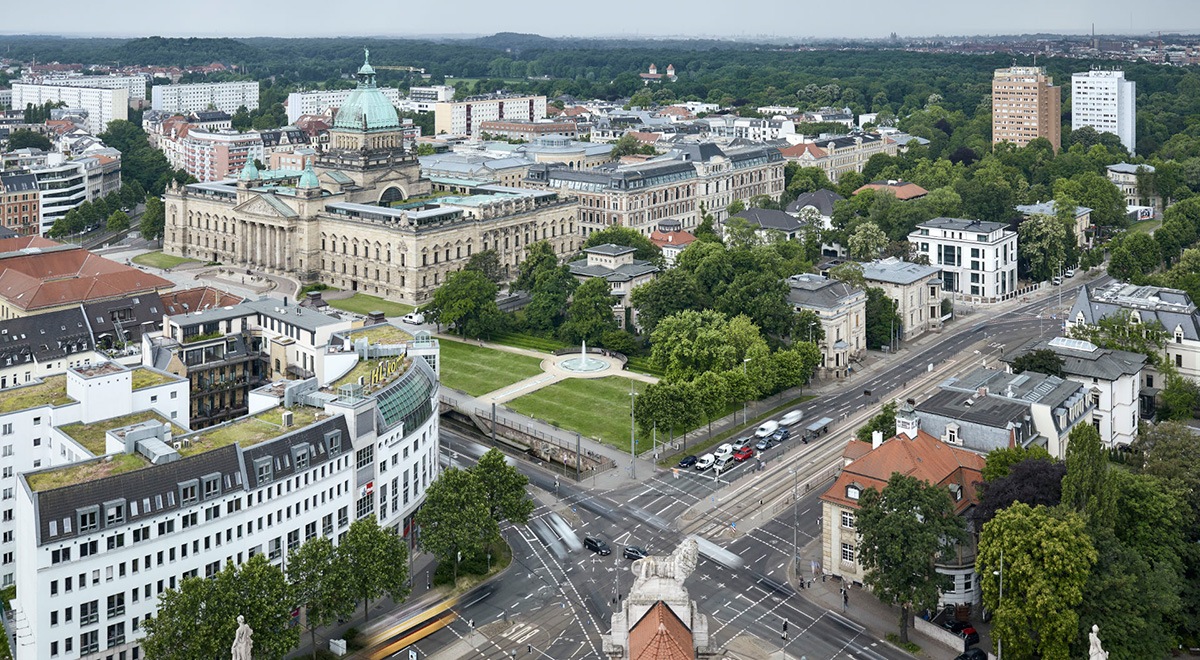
[333,48,400,133]
[298,162,320,189]
[239,159,259,181]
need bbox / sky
[4,0,1200,40]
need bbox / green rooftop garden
[58,411,185,456]
[0,376,74,414]
[178,406,322,457]
[346,324,413,345]
[327,294,414,317]
[26,453,149,492]
[130,368,178,390]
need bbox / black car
[584,536,611,556]
[954,650,986,660]
[943,620,973,634]
[677,455,698,469]
[623,545,648,560]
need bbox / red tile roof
[854,180,929,201]
[629,602,694,660]
[0,243,173,312]
[820,430,985,514]
[649,230,697,248]
[779,142,828,159]
[628,131,662,145]
[159,286,244,316]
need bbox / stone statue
[1089,624,1108,660]
[231,614,253,660]
[633,538,699,582]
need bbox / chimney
[871,430,885,449]
[976,386,988,398]
[896,402,920,439]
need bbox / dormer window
[948,483,963,502]
[846,484,861,501]
[1176,328,1184,344]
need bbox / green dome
[297,162,320,189]
[239,159,259,181]
[333,48,400,132]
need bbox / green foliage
[416,467,500,582]
[609,133,656,158]
[1159,372,1200,422]
[464,248,505,284]
[559,277,618,345]
[107,210,131,231]
[1017,210,1073,281]
[425,269,504,338]
[512,240,559,293]
[599,328,638,355]
[848,222,888,260]
[581,226,663,265]
[792,309,825,343]
[139,195,165,241]
[1009,348,1065,378]
[98,119,179,196]
[855,401,896,442]
[338,515,410,622]
[4,129,51,151]
[864,287,899,350]
[1068,310,1168,368]
[289,536,356,659]
[857,473,966,643]
[977,503,1097,660]
[471,448,534,525]
[649,309,769,382]
[981,445,1053,482]
[1061,424,1117,526]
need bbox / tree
[559,277,618,344]
[48,207,85,238]
[848,222,888,260]
[141,555,298,660]
[512,240,559,293]
[464,249,505,284]
[791,309,825,344]
[471,448,533,525]
[425,270,502,338]
[600,328,637,355]
[1018,210,1072,282]
[106,209,131,232]
[972,457,1065,526]
[864,287,900,350]
[523,265,576,334]
[1009,348,1065,378]
[1159,372,1200,421]
[582,226,663,265]
[977,503,1097,660]
[338,515,410,622]
[288,536,355,659]
[855,401,896,443]
[856,473,966,643]
[140,196,165,241]
[4,129,51,151]
[1061,423,1116,525]
[610,133,655,158]
[981,445,1053,482]
[726,199,746,218]
[1068,310,1167,367]
[416,467,499,582]
[692,370,729,437]
[775,342,821,391]
[827,261,865,290]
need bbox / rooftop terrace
[177,406,323,457]
[131,367,179,390]
[58,410,185,456]
[332,356,411,394]
[0,376,73,414]
[345,323,412,346]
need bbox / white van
[695,454,715,471]
[713,443,734,460]
[401,312,425,325]
[755,420,779,438]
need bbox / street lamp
[993,551,1004,660]
[743,357,751,424]
[629,385,638,479]
[789,467,799,566]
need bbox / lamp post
[993,551,1004,660]
[743,357,751,424]
[629,386,638,479]
[789,467,799,565]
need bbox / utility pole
[629,385,637,479]
[994,551,1004,660]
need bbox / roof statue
[231,614,253,660]
[333,48,400,133]
[238,158,259,181]
[632,537,698,583]
[1089,624,1108,660]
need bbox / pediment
[233,194,295,218]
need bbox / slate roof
[785,273,864,311]
[569,259,658,283]
[915,388,1032,431]
[82,293,164,344]
[1070,281,1200,340]
[1002,336,1145,382]
[732,208,804,233]
[0,306,92,365]
[160,286,245,316]
[861,257,942,285]
[0,172,38,193]
[786,189,843,216]
[946,366,1083,412]
[1108,162,1155,175]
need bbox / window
[338,506,349,528]
[203,476,220,500]
[841,511,855,529]
[78,509,98,533]
[1177,354,1183,368]
[356,494,374,520]
[105,502,124,526]
[106,593,124,618]
[180,483,198,506]
[80,631,98,656]
[106,535,125,551]
[295,450,309,472]
[841,543,856,563]
[287,530,300,553]
[80,600,98,625]
[256,458,273,484]
[356,446,374,470]
[845,485,860,501]
[107,622,125,647]
[326,431,342,456]
[1,424,10,436]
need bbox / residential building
[0,237,173,320]
[798,106,855,127]
[860,257,944,342]
[1015,201,1093,249]
[698,115,796,142]
[406,85,455,112]
[992,66,1062,151]
[473,134,613,170]
[0,172,39,236]
[908,218,1018,302]
[10,84,127,135]
[785,274,866,379]
[1106,163,1160,210]
[648,220,696,268]
[568,244,658,330]
[285,87,402,124]
[177,130,265,183]
[1002,336,1145,447]
[258,127,311,157]
[853,179,927,201]
[12,334,442,660]
[1068,281,1200,412]
[434,94,548,137]
[151,82,260,114]
[915,366,1093,458]
[779,133,897,183]
[820,411,984,606]
[478,120,577,141]
[758,105,799,116]
[0,90,11,109]
[786,189,843,229]
[727,208,809,241]
[527,143,784,235]
[20,74,147,101]
[1071,70,1136,154]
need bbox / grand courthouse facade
[164,52,579,304]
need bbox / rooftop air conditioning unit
[282,411,293,428]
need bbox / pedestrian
[842,590,849,612]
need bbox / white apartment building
[1071,70,1136,154]
[3,151,119,234]
[406,86,455,113]
[786,273,866,379]
[151,82,260,114]
[434,95,547,137]
[10,84,127,135]
[909,217,1018,303]
[22,75,147,101]
[177,130,265,183]
[1004,336,1145,448]
[0,362,188,591]
[1107,163,1160,210]
[861,257,944,342]
[286,87,402,124]
[11,337,441,660]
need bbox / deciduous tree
[559,277,618,344]
[972,457,1065,526]
[416,467,499,583]
[464,249,505,284]
[288,537,355,659]
[140,196,165,241]
[471,448,533,525]
[981,445,1053,482]
[338,515,411,622]
[425,270,503,338]
[1009,348,1065,378]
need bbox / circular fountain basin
[558,356,610,373]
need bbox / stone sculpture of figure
[633,538,699,582]
[231,614,253,660]
[1089,624,1108,660]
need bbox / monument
[1089,624,1108,660]
[232,614,254,660]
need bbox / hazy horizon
[4,0,1200,41]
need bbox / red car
[733,447,755,462]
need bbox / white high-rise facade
[1071,70,1136,154]
[285,87,402,124]
[21,75,147,101]
[151,82,259,114]
[10,84,128,135]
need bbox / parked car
[735,436,754,452]
[713,443,734,460]
[755,420,779,438]
[677,455,698,469]
[1065,268,1076,278]
[714,455,733,471]
[733,447,754,462]
[771,427,791,443]
[755,437,772,451]
[957,627,980,647]
[1052,276,1063,286]
[953,650,986,660]
[943,620,973,634]
[401,312,425,325]
[695,454,715,471]
[623,545,648,560]
[584,536,611,556]
[780,410,804,426]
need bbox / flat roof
[58,410,185,456]
[0,376,72,414]
[176,406,324,457]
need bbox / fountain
[558,340,610,373]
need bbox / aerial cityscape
[1,3,1200,659]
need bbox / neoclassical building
[163,52,579,304]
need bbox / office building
[151,82,260,114]
[10,84,127,135]
[992,67,1061,151]
[434,95,547,137]
[406,85,455,112]
[285,87,402,125]
[1071,70,1135,154]
[909,218,1018,302]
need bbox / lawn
[346,323,413,345]
[130,367,178,390]
[438,339,545,397]
[1128,218,1162,235]
[59,411,184,456]
[507,377,650,453]
[27,453,148,492]
[0,376,72,414]
[625,356,666,378]
[132,251,199,269]
[489,331,569,353]
[327,294,414,317]
[179,406,322,456]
